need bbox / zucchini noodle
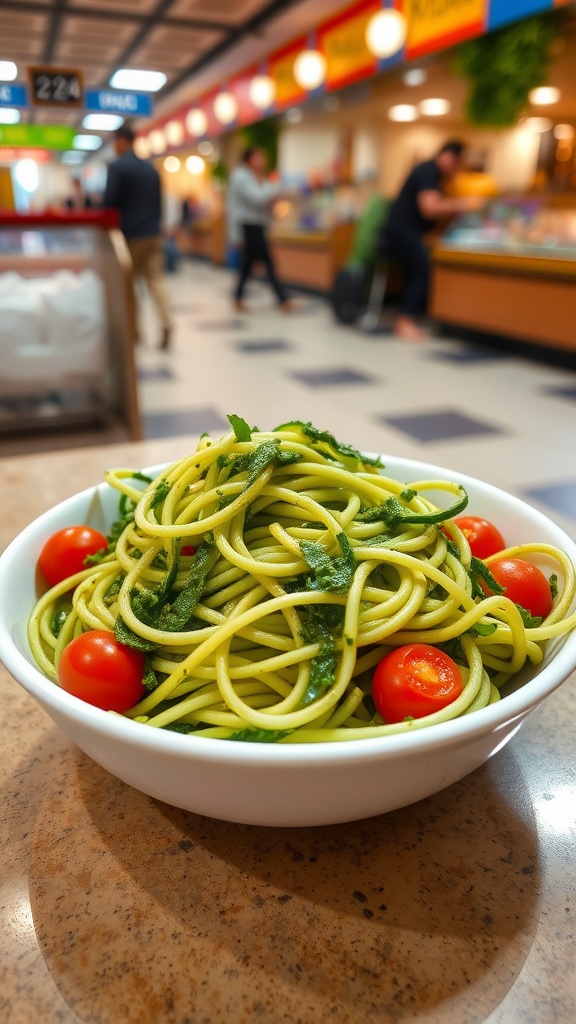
[27,420,576,743]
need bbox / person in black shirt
[104,123,173,350]
[384,140,480,340]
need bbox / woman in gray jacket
[228,147,291,312]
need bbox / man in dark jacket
[104,123,172,350]
[385,140,480,340]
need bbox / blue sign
[0,83,28,108]
[84,89,153,117]
[487,0,555,31]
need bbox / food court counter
[1,435,575,1024]
[269,222,355,292]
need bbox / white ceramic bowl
[1,455,576,827]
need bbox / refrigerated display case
[0,211,140,444]
[431,200,576,351]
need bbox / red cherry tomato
[452,516,505,560]
[483,557,553,620]
[58,630,145,713]
[39,526,108,587]
[372,643,463,724]
[181,545,196,557]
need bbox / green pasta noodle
[27,420,576,743]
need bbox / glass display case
[0,212,140,443]
[431,200,576,353]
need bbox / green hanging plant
[454,14,556,127]
[240,117,280,171]
[210,158,228,185]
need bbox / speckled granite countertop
[0,439,575,1024]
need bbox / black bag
[331,264,368,324]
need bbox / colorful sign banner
[318,0,379,91]
[85,89,153,117]
[0,147,51,163]
[0,125,75,150]
[404,0,487,59]
[0,83,28,108]
[269,39,307,109]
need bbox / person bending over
[228,147,293,313]
[385,140,480,341]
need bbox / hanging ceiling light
[249,75,276,110]
[149,129,167,154]
[388,104,418,123]
[73,134,102,151]
[186,108,208,137]
[419,98,451,116]
[293,50,326,91]
[165,120,184,146]
[213,91,238,125]
[186,155,205,175]
[134,136,151,159]
[164,156,180,173]
[0,61,17,81]
[82,113,124,131]
[110,69,167,92]
[0,107,20,124]
[529,86,561,106]
[365,10,407,59]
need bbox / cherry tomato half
[483,557,553,620]
[372,644,463,724]
[453,516,505,560]
[181,545,197,557]
[39,526,108,587]
[58,630,145,713]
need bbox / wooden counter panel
[270,241,332,290]
[434,246,576,281]
[431,265,576,350]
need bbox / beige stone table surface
[0,438,575,1024]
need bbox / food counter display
[0,211,140,446]
[431,201,576,351]
[269,222,355,292]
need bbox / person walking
[228,147,292,313]
[104,123,173,350]
[384,140,480,341]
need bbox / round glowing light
[249,74,276,110]
[365,10,407,59]
[419,97,451,116]
[186,108,208,137]
[14,159,39,193]
[524,117,552,134]
[165,120,184,146]
[164,156,180,173]
[198,140,213,156]
[529,86,561,106]
[149,129,167,154]
[134,136,151,159]
[388,104,418,123]
[403,67,427,87]
[186,155,205,175]
[285,107,303,124]
[213,91,238,125]
[0,107,20,124]
[293,50,326,91]
[554,123,575,141]
[0,61,18,82]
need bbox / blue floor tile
[428,344,508,364]
[137,366,174,381]
[524,480,576,520]
[291,367,376,387]
[143,407,229,440]
[237,339,292,353]
[379,409,505,443]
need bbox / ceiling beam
[0,0,236,35]
[42,0,65,63]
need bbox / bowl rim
[1,451,575,767]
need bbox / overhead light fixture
[554,123,574,141]
[419,98,451,116]
[365,9,407,59]
[529,86,561,106]
[134,136,151,159]
[149,129,167,154]
[186,155,205,175]
[14,159,39,193]
[110,69,167,92]
[186,108,208,137]
[213,91,238,125]
[198,140,213,156]
[388,104,418,123]
[0,107,20,124]
[249,74,276,110]
[82,113,124,131]
[164,156,180,173]
[165,120,183,146]
[0,61,17,82]
[285,107,303,124]
[524,117,552,133]
[293,50,326,91]
[73,134,102,151]
[61,151,85,165]
[403,67,427,87]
